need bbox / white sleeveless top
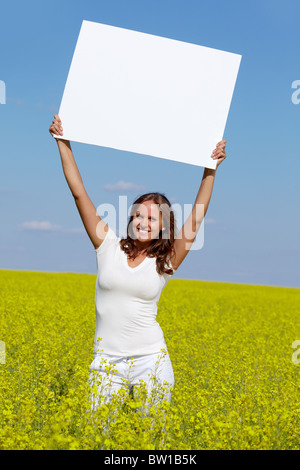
[94,226,175,356]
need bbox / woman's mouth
[137,227,150,234]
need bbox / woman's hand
[210,139,227,169]
[49,114,64,139]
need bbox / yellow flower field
[0,269,299,450]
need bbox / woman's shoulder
[94,226,121,255]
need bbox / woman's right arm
[49,114,108,250]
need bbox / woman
[49,114,227,409]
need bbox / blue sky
[0,0,299,288]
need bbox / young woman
[49,114,227,409]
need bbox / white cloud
[65,227,85,234]
[15,99,26,107]
[104,180,146,192]
[19,221,61,231]
[204,218,217,225]
[36,102,57,112]
[18,221,85,234]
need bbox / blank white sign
[56,20,242,169]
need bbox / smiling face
[131,200,165,245]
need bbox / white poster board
[55,20,242,169]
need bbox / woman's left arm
[171,139,227,271]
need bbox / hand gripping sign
[54,20,241,169]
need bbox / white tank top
[94,226,175,356]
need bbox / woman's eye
[136,214,155,221]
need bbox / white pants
[88,349,175,411]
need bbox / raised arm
[170,140,227,271]
[49,115,108,250]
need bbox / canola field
[0,268,300,450]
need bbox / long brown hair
[119,192,177,275]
